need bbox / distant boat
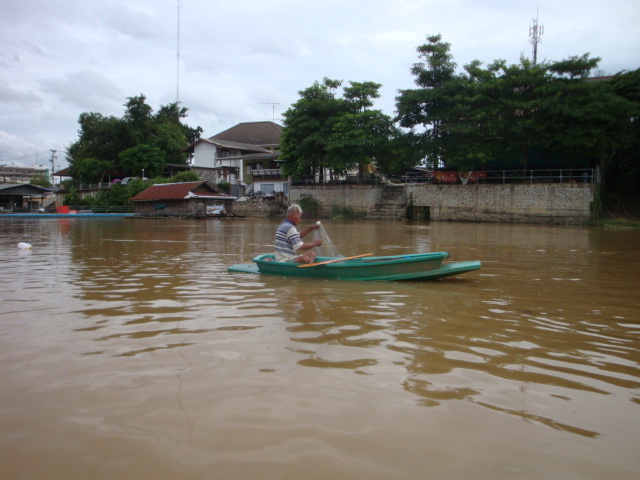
[228,252,480,281]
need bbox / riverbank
[599,192,640,227]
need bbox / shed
[0,183,51,211]
[131,181,236,217]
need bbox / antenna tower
[261,102,280,122]
[529,9,544,65]
[176,0,182,103]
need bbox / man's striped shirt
[275,220,303,262]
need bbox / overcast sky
[1,0,639,170]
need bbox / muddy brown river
[1,217,638,479]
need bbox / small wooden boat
[228,251,480,282]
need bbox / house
[130,181,236,217]
[182,121,287,198]
[0,183,51,211]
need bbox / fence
[63,205,134,213]
[402,169,595,185]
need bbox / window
[260,184,274,194]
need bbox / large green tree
[67,95,202,180]
[607,68,640,192]
[281,78,399,179]
[397,35,637,178]
[280,79,347,179]
[395,34,459,169]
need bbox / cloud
[0,0,639,168]
[41,69,123,112]
[96,3,169,42]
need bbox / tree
[397,35,636,178]
[607,68,640,192]
[73,157,115,183]
[395,34,459,169]
[118,144,166,178]
[29,175,52,188]
[280,78,347,179]
[541,58,635,171]
[326,110,397,176]
[281,78,396,180]
[67,95,201,181]
[172,171,200,182]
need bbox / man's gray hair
[287,204,302,216]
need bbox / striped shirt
[275,220,303,262]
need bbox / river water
[1,217,638,480]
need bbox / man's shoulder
[277,220,295,231]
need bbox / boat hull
[228,252,481,282]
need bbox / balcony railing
[250,168,283,177]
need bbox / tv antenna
[261,102,280,122]
[529,9,544,65]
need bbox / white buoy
[18,242,32,250]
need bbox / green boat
[227,252,481,282]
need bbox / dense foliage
[62,170,201,207]
[395,35,639,190]
[280,79,415,180]
[282,35,639,191]
[66,95,203,183]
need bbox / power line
[1,150,51,164]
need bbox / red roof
[131,182,234,202]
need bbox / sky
[1,0,639,171]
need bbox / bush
[172,171,199,182]
[298,194,319,211]
[330,205,366,219]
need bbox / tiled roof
[131,182,234,202]
[210,121,283,147]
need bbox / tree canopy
[280,79,414,179]
[67,95,202,182]
[395,35,638,186]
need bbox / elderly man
[275,204,322,263]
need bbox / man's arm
[299,223,320,239]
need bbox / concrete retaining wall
[288,183,595,224]
[406,183,594,223]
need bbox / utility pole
[261,102,280,122]
[529,9,544,65]
[49,149,57,185]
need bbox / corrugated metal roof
[131,182,235,202]
[0,183,51,195]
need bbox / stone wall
[286,183,595,224]
[233,198,286,217]
[406,183,594,224]
[289,185,380,217]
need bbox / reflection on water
[1,217,639,479]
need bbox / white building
[182,121,288,198]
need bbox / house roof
[131,181,236,202]
[210,121,283,147]
[52,167,72,177]
[181,137,272,154]
[0,183,51,195]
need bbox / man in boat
[275,204,322,263]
